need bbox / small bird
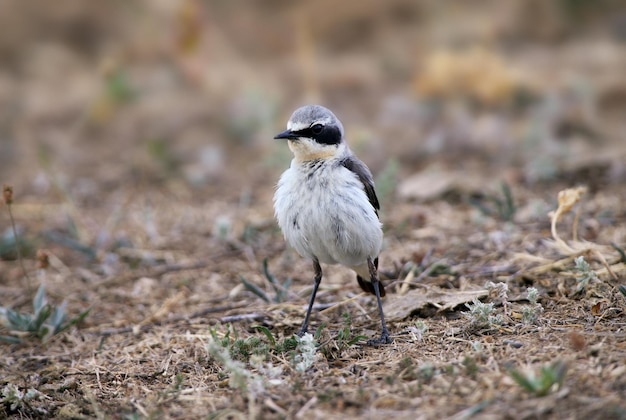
[273,104,391,345]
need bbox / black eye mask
[294,124,342,145]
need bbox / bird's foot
[367,332,393,346]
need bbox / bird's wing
[340,155,380,214]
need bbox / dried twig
[3,184,33,292]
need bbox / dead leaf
[591,301,605,316]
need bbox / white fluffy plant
[294,333,317,373]
[206,338,283,396]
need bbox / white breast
[273,158,382,267]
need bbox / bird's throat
[288,139,338,162]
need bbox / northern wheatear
[273,105,391,345]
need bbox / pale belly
[274,164,382,267]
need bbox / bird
[273,104,392,345]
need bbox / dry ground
[1,1,626,419]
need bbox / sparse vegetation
[469,182,517,222]
[294,332,317,372]
[573,255,598,293]
[240,259,292,303]
[1,186,90,343]
[521,287,544,324]
[465,298,502,329]
[319,312,367,359]
[0,284,90,343]
[508,361,568,397]
[1,384,46,416]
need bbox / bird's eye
[311,124,324,134]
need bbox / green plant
[104,68,135,105]
[465,298,502,329]
[611,242,626,263]
[521,287,544,324]
[468,181,516,221]
[207,334,258,393]
[206,325,290,417]
[1,384,45,414]
[0,284,90,343]
[463,356,479,378]
[210,325,269,363]
[337,312,367,350]
[319,313,366,360]
[573,256,598,293]
[212,325,309,369]
[508,361,567,397]
[240,259,292,303]
[253,326,299,354]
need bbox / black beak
[274,129,298,140]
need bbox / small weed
[408,320,428,341]
[319,313,366,360]
[521,287,544,324]
[396,356,420,381]
[231,336,270,362]
[294,333,317,372]
[1,384,46,415]
[275,335,299,354]
[469,181,517,221]
[573,256,598,293]
[240,259,292,303]
[171,373,185,392]
[207,327,285,403]
[316,387,342,404]
[485,281,510,315]
[104,67,135,105]
[337,312,366,349]
[0,285,90,343]
[212,216,232,241]
[207,334,258,393]
[508,360,567,397]
[465,298,502,329]
[0,226,35,263]
[463,356,479,378]
[418,363,436,383]
[611,242,626,263]
[209,325,269,363]
[147,138,180,176]
[212,325,316,373]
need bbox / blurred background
[1,0,626,265]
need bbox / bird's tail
[355,258,386,297]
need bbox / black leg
[366,257,392,345]
[298,259,322,336]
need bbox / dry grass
[1,180,625,419]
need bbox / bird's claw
[367,333,393,346]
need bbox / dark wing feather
[340,155,380,215]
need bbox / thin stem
[6,202,32,292]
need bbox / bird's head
[274,105,345,162]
